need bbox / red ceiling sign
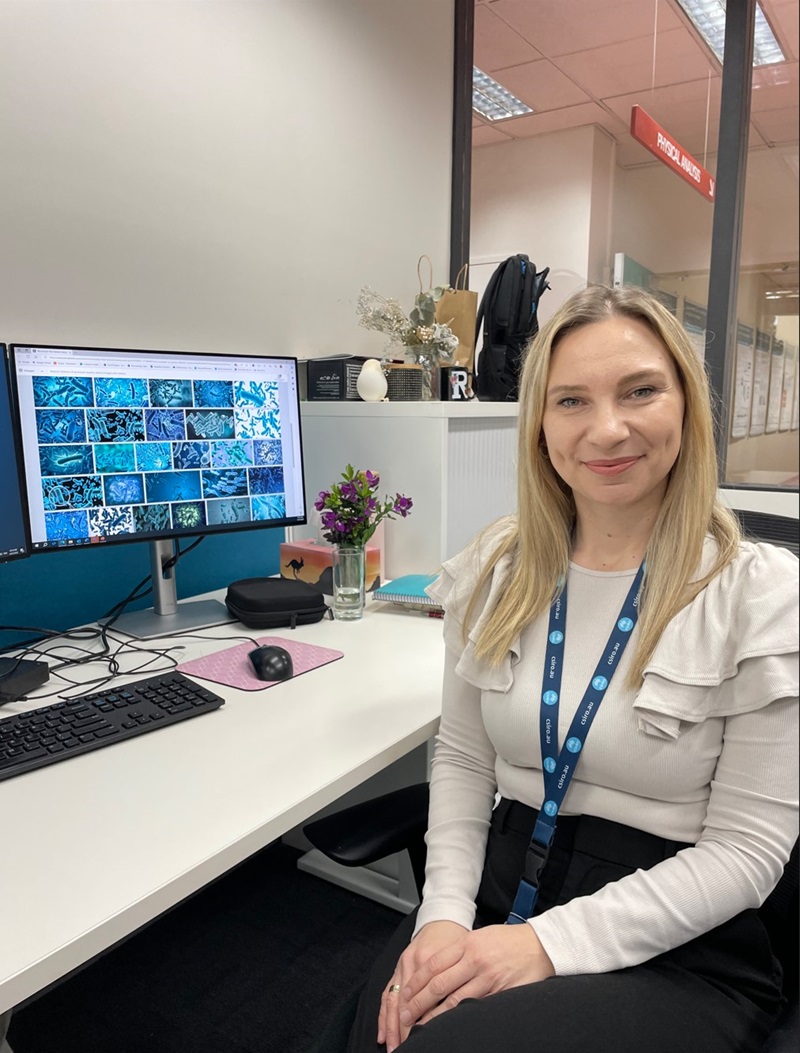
[630,105,716,203]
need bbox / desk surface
[0,598,444,1013]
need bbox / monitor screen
[10,343,307,553]
[8,342,307,637]
[0,345,30,564]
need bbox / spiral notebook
[371,573,442,611]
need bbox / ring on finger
[388,984,401,994]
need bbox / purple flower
[393,494,413,517]
[318,466,412,545]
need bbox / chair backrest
[732,509,799,558]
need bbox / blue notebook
[372,573,441,609]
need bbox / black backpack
[473,255,550,401]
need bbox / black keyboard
[0,671,225,783]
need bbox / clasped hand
[378,919,555,1051]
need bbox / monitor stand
[112,539,234,640]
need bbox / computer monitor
[9,342,307,637]
[0,345,30,564]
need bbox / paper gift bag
[435,264,478,386]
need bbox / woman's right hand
[378,920,468,1051]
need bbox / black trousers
[347,800,783,1053]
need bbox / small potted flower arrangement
[315,465,413,620]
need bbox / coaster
[177,635,343,691]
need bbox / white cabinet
[299,402,519,578]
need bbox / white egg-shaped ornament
[356,359,388,402]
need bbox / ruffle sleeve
[634,541,799,739]
[426,518,520,693]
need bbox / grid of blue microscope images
[33,373,287,544]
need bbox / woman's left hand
[398,923,555,1032]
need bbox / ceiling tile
[494,58,591,112]
[488,0,683,58]
[765,0,799,60]
[556,27,717,98]
[748,125,770,149]
[604,79,724,157]
[492,101,624,140]
[473,4,541,71]
[750,105,800,144]
[472,122,516,146]
[751,62,799,111]
[470,0,798,157]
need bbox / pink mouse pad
[177,636,344,691]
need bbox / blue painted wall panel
[0,528,281,648]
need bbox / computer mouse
[247,644,294,682]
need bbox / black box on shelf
[304,356,370,401]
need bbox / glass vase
[332,544,366,620]
[409,351,440,401]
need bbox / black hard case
[224,577,328,629]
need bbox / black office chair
[304,510,799,1051]
[304,787,798,1053]
[302,784,431,1053]
[733,508,799,558]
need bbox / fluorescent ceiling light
[676,0,785,66]
[472,68,533,121]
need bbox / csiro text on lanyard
[506,563,646,925]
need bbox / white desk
[0,598,443,1015]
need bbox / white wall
[612,162,716,276]
[472,134,797,308]
[0,0,454,360]
[612,147,799,277]
[470,125,612,322]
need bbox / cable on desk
[0,626,104,687]
[0,537,272,705]
[0,627,268,710]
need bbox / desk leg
[0,1009,13,1053]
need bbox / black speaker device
[0,657,50,703]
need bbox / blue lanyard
[507,563,646,925]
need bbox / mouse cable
[0,537,202,662]
[0,538,205,694]
[0,624,102,652]
[150,627,263,649]
[0,625,106,683]
[46,639,184,699]
[6,633,187,704]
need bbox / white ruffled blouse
[414,525,799,976]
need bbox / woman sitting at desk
[346,285,799,1053]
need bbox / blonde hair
[467,284,741,686]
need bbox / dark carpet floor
[7,842,401,1053]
